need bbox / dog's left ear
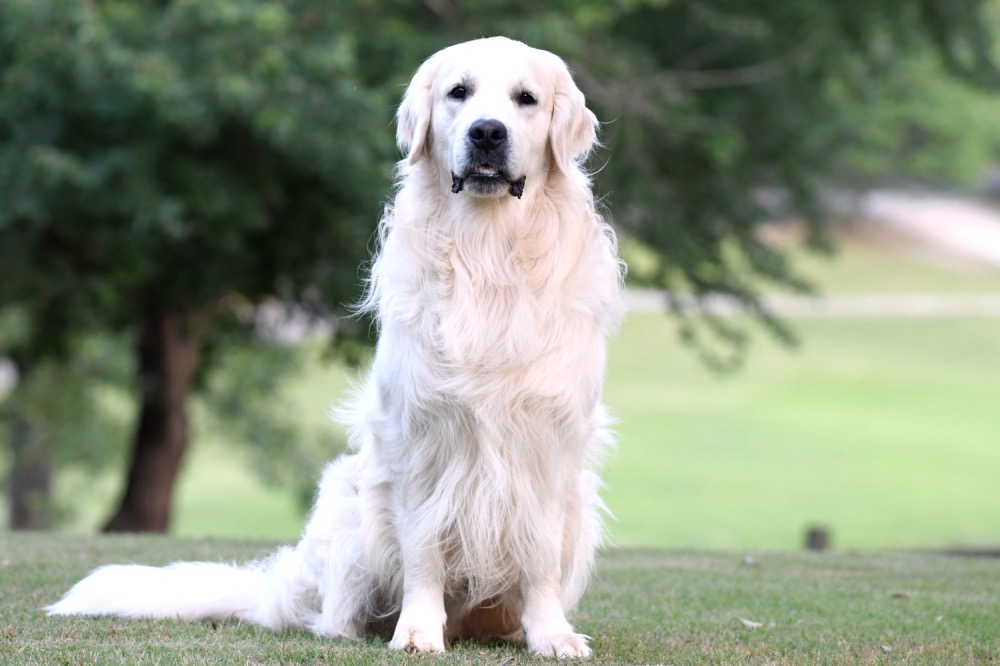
[396,52,441,165]
[548,59,599,176]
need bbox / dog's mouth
[452,165,526,199]
[473,164,500,178]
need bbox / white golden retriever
[47,36,624,659]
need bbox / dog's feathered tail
[45,545,318,631]
[46,456,368,637]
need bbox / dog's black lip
[451,170,526,199]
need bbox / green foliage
[0,337,131,527]
[839,52,1000,187]
[573,0,998,364]
[3,0,998,365]
[0,0,396,527]
[0,333,340,530]
[0,0,392,356]
[198,340,342,508]
[338,0,1000,365]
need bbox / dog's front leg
[521,576,591,659]
[388,539,447,653]
[521,486,590,658]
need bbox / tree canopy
[335,0,1000,363]
[0,0,395,529]
[0,0,390,350]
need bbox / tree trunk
[103,308,204,533]
[6,381,56,530]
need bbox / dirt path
[861,190,1000,266]
[628,191,1000,317]
[625,289,1000,317]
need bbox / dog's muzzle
[451,118,526,199]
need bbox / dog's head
[396,37,598,199]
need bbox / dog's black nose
[468,119,507,153]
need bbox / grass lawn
[604,315,1000,551]
[159,312,1000,552]
[2,533,998,665]
[6,233,1000,551]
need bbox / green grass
[162,313,1000,551]
[2,533,998,665]
[8,235,1000,551]
[604,315,1000,550]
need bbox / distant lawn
[604,315,1000,550]
[4,533,998,665]
[13,235,1000,551]
[152,312,1000,552]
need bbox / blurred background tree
[351,0,1000,366]
[0,0,392,530]
[1,0,998,532]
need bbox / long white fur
[46,36,624,659]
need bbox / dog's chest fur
[362,181,622,603]
[428,203,606,374]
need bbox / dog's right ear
[396,53,440,165]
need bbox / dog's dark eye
[517,91,537,106]
[448,85,467,100]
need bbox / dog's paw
[527,630,592,659]
[389,621,446,654]
[310,616,362,639]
